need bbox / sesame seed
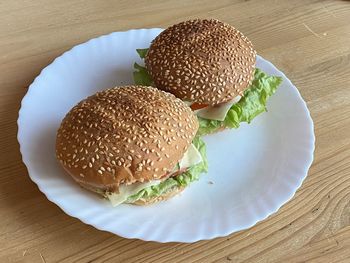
[145,19,255,105]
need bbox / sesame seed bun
[56,86,198,194]
[145,19,257,105]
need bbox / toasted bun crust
[131,186,185,205]
[56,86,198,191]
[145,19,256,105]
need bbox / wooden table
[1,0,349,262]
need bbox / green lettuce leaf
[133,48,153,86]
[197,69,283,135]
[136,48,149,59]
[133,62,153,86]
[126,137,208,203]
[126,178,179,203]
[196,118,224,137]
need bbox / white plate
[17,29,315,243]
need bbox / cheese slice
[183,101,193,106]
[106,143,203,206]
[106,180,161,206]
[196,96,241,121]
[179,143,203,170]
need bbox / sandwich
[133,19,282,135]
[56,86,207,206]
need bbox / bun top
[145,19,257,105]
[56,86,198,191]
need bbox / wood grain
[1,0,349,262]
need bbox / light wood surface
[1,0,350,262]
